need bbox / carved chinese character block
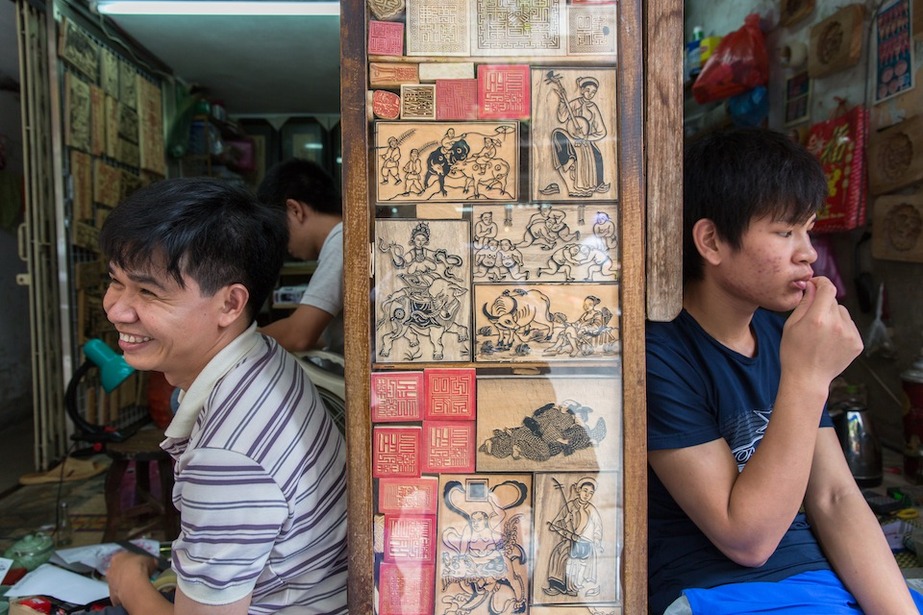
[478,64,531,120]
[373,425,423,478]
[423,421,476,472]
[436,79,478,121]
[400,84,436,120]
[384,514,437,562]
[424,368,476,420]
[406,0,470,56]
[379,477,440,515]
[371,371,425,422]
[369,20,405,56]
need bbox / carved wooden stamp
[477,64,531,120]
[868,114,923,195]
[436,79,479,120]
[100,48,120,98]
[808,4,865,78]
[94,160,122,208]
[374,121,520,203]
[369,20,405,56]
[476,375,622,472]
[374,219,471,362]
[871,193,923,263]
[378,562,435,615]
[567,3,617,55]
[379,477,440,515]
[373,425,423,478]
[70,150,93,223]
[383,514,437,562]
[90,85,106,157]
[367,0,405,21]
[424,367,476,420]
[119,60,137,109]
[371,371,425,422]
[370,62,420,88]
[531,67,618,201]
[59,18,98,81]
[436,474,532,611]
[423,421,476,472]
[373,89,402,120]
[406,0,470,56]
[472,0,565,56]
[400,84,437,120]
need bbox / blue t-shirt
[646,309,834,615]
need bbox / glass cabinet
[339,0,683,611]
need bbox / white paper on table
[3,563,109,604]
[51,539,161,575]
[0,557,13,582]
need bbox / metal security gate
[16,0,70,470]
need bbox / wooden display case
[339,0,683,611]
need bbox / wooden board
[532,472,621,607]
[566,4,618,56]
[119,60,138,109]
[474,283,620,362]
[471,203,619,284]
[868,113,923,195]
[808,4,865,78]
[374,121,519,203]
[89,85,106,156]
[435,474,532,614]
[64,72,90,153]
[476,376,621,472]
[58,18,98,81]
[100,48,120,97]
[138,78,166,176]
[472,0,565,56]
[531,67,618,201]
[367,0,404,21]
[93,159,122,207]
[374,219,472,362]
[70,150,93,223]
[406,0,470,56]
[871,193,923,262]
[419,62,475,82]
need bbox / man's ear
[286,198,309,223]
[692,218,723,266]
[217,284,250,327]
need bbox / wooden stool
[103,427,179,542]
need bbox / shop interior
[0,0,922,610]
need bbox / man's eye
[778,231,793,238]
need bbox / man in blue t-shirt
[647,127,922,614]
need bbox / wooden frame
[340,0,682,610]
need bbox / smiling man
[95,177,347,615]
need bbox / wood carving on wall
[867,114,923,195]
[370,62,420,89]
[59,18,98,81]
[64,72,91,153]
[400,84,437,120]
[100,47,120,98]
[531,67,618,201]
[532,472,620,607]
[374,219,472,363]
[566,4,618,56]
[474,283,620,362]
[476,376,621,472]
[89,85,106,157]
[374,121,519,203]
[871,193,923,263]
[119,60,138,109]
[808,4,865,78]
[780,0,815,28]
[473,0,565,56]
[436,475,532,614]
[471,203,619,284]
[406,0,470,56]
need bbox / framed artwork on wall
[281,117,329,170]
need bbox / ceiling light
[93,1,340,16]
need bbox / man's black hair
[99,177,288,321]
[683,127,827,282]
[257,158,342,216]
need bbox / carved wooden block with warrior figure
[375,121,519,203]
[375,219,472,362]
[531,67,618,202]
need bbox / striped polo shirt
[162,323,348,614]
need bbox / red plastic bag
[692,14,769,104]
